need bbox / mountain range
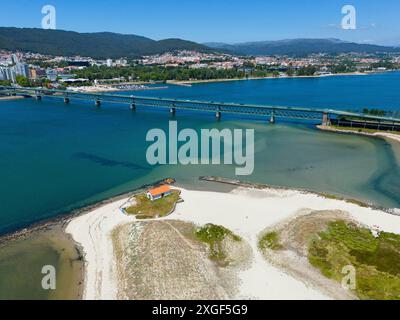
[0,27,210,58]
[205,38,400,56]
[1,27,399,58]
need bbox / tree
[297,66,317,76]
[286,68,295,77]
[16,76,31,87]
[0,80,11,86]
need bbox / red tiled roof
[148,185,171,197]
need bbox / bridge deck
[1,86,400,125]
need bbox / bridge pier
[322,112,330,126]
[269,111,276,124]
[3,86,400,129]
[269,115,276,124]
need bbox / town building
[14,62,30,78]
[0,66,16,83]
[146,185,172,201]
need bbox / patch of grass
[125,190,180,219]
[308,220,400,300]
[195,224,241,263]
[259,232,283,251]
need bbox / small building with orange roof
[146,185,172,201]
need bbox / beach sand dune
[113,220,236,300]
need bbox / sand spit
[317,125,400,145]
[67,185,400,300]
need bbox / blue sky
[2,0,400,45]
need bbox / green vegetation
[309,220,400,300]
[370,61,396,70]
[297,65,317,76]
[0,80,11,86]
[362,108,387,116]
[330,60,357,74]
[195,224,241,262]
[259,231,283,251]
[330,125,400,136]
[124,190,180,219]
[321,192,370,208]
[15,76,31,87]
[75,65,248,82]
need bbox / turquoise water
[1,72,400,235]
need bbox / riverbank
[317,125,400,144]
[66,84,168,93]
[167,71,371,85]
[0,96,26,101]
[66,179,400,300]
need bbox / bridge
[1,86,400,130]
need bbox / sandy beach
[317,125,400,144]
[66,199,135,299]
[66,183,400,300]
[0,96,26,101]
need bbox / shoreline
[0,96,26,101]
[0,178,175,300]
[199,176,399,216]
[0,178,175,243]
[66,177,399,300]
[317,125,400,145]
[1,175,399,300]
[167,70,379,85]
[66,85,168,94]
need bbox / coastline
[0,96,26,101]
[66,178,400,300]
[0,70,392,95]
[317,125,400,145]
[167,71,375,85]
[65,85,168,94]
[0,178,175,300]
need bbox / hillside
[205,38,400,56]
[0,27,211,58]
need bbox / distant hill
[2,28,398,59]
[0,27,211,58]
[205,38,400,56]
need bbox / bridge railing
[2,85,400,124]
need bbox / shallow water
[0,227,82,300]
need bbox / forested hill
[205,39,400,56]
[0,27,211,58]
